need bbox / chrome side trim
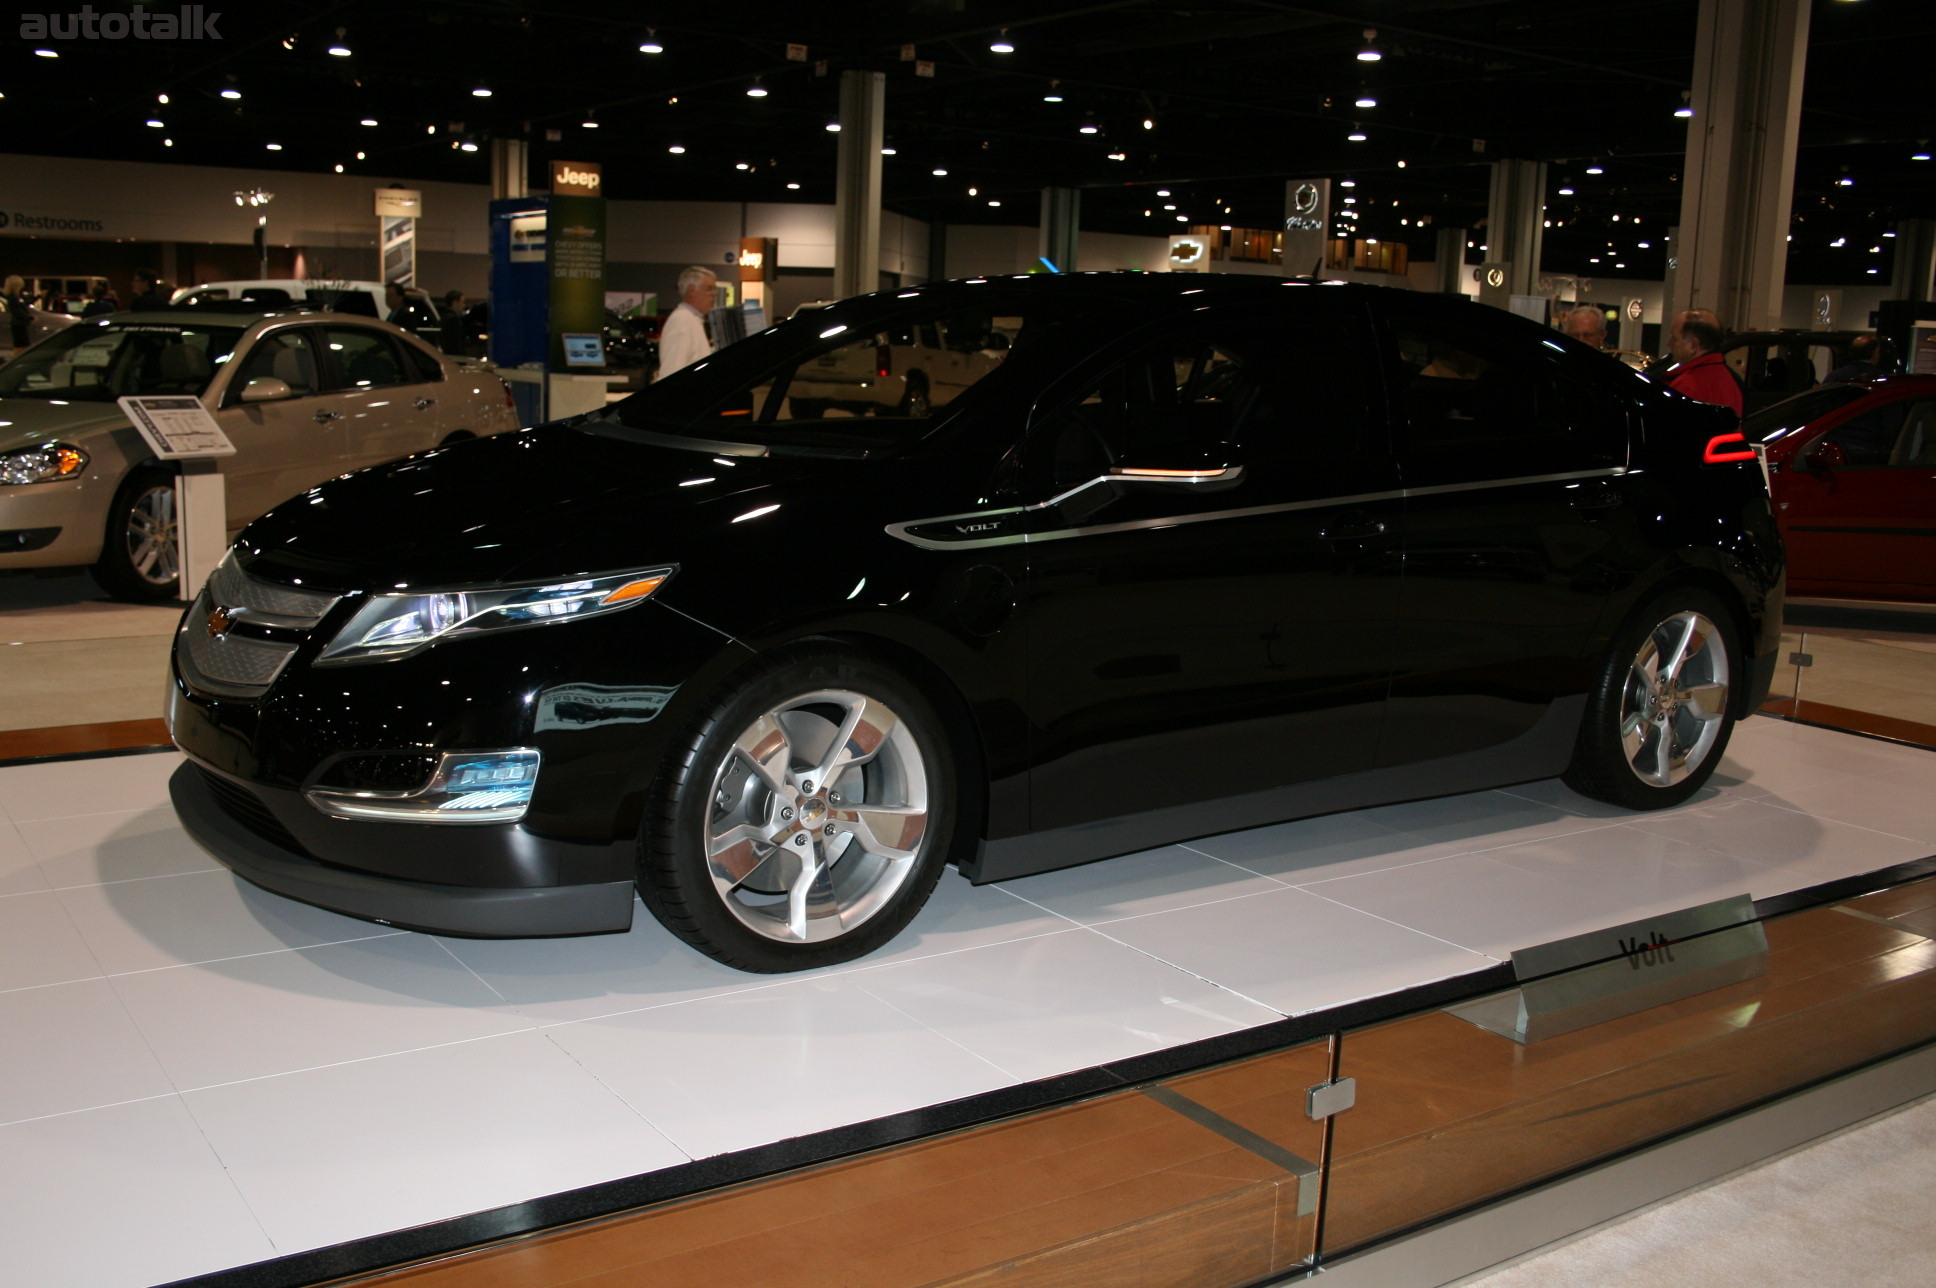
[884,467,1627,551]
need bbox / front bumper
[172,761,637,936]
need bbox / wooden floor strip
[1758,697,1936,750]
[0,718,173,762]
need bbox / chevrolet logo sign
[206,606,236,640]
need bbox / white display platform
[0,716,1932,1288]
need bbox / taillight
[501,378,516,411]
[1703,432,1757,463]
[876,343,891,378]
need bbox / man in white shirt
[653,266,719,381]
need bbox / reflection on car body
[164,275,1786,974]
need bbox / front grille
[208,559,341,627]
[196,766,311,857]
[183,626,299,690]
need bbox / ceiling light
[472,84,492,97]
[746,79,767,97]
[220,88,241,100]
[328,44,351,57]
[582,114,599,128]
[163,138,173,147]
[1357,28,1381,62]
[989,200,1002,207]
[1143,118,1154,130]
[1585,166,1604,174]
[1176,215,1188,222]
[266,142,283,151]
[35,48,58,58]
[334,164,345,173]
[1355,96,1377,108]
[736,162,751,171]
[825,122,841,132]
[460,142,478,153]
[1674,106,1694,118]
[1340,180,1356,188]
[787,182,801,190]
[1156,189,1171,197]
[146,118,164,128]
[1347,128,1367,142]
[157,93,169,104]
[639,30,664,54]
[1107,152,1127,161]
[968,187,978,196]
[989,30,1014,54]
[1837,177,1854,186]
[1343,197,1356,204]
[360,118,378,127]
[668,144,686,154]
[932,167,948,176]
[1079,123,1099,135]
[1638,241,1651,248]
[355,151,365,160]
[1558,186,1575,195]
[1913,152,1932,161]
[1043,92,1063,103]
[1164,204,1176,210]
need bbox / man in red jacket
[1664,313,1743,416]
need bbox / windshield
[1744,383,1869,445]
[605,288,1106,453]
[0,320,244,402]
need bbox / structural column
[1039,188,1080,274]
[1669,0,1810,333]
[834,70,886,300]
[1433,227,1468,294]
[490,138,528,201]
[1485,160,1546,298]
[1891,219,1936,303]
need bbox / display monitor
[561,332,606,367]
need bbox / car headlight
[0,442,89,486]
[315,566,674,665]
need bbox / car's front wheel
[640,646,957,971]
[91,467,183,602]
[1565,589,1738,810]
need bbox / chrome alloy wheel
[1618,610,1731,788]
[124,482,181,587]
[703,688,930,944]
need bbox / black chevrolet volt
[167,275,1784,972]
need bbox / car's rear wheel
[91,467,183,602]
[1564,589,1738,810]
[640,646,956,971]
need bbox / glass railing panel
[1320,896,1936,1255]
[1779,626,1936,733]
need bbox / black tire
[898,373,931,418]
[1563,587,1739,810]
[90,467,183,602]
[639,645,958,972]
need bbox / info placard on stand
[116,396,234,599]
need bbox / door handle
[313,410,343,424]
[414,397,436,410]
[1319,519,1388,541]
[1567,483,1620,510]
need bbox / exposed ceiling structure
[5,0,1931,285]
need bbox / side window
[1389,312,1626,480]
[322,327,408,391]
[399,340,445,384]
[1894,401,1936,467]
[1825,400,1911,468]
[229,328,320,401]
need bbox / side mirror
[240,376,293,403]
[1804,439,1846,471]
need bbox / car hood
[0,397,142,453]
[234,421,829,591]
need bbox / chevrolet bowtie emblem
[206,606,236,640]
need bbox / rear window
[1745,385,1869,446]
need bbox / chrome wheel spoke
[836,804,928,861]
[707,821,779,885]
[784,839,839,941]
[809,694,899,792]
[1658,613,1699,684]
[1678,680,1730,715]
[731,713,795,795]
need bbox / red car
[1750,374,1936,600]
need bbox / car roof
[80,309,425,330]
